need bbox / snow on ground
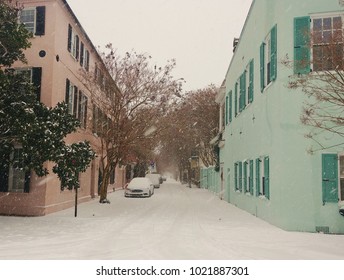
[0,179,344,260]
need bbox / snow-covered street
[1,179,344,260]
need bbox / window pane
[333,17,342,29]
[313,18,322,31]
[323,30,332,43]
[313,45,323,71]
[313,31,322,44]
[323,18,332,30]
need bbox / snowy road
[1,179,344,260]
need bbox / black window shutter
[84,97,88,128]
[65,79,70,103]
[73,86,78,117]
[0,150,10,192]
[0,167,9,192]
[35,6,46,36]
[67,24,72,52]
[78,91,82,121]
[85,50,90,71]
[75,35,80,60]
[32,67,42,101]
[24,171,31,193]
[80,42,84,66]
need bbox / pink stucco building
[0,0,126,216]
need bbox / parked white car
[124,177,154,198]
[145,173,161,188]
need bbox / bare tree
[157,85,219,180]
[81,46,183,202]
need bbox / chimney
[233,38,239,52]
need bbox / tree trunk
[99,163,111,203]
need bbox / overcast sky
[67,0,252,92]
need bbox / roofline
[223,0,256,82]
[61,0,120,92]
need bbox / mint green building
[212,0,344,233]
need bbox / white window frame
[15,68,33,82]
[8,146,26,193]
[70,30,79,59]
[257,156,267,197]
[67,81,78,116]
[20,8,36,34]
[311,13,344,71]
[79,92,88,128]
[245,64,251,107]
[264,33,272,87]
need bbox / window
[66,79,78,117]
[78,93,88,128]
[234,162,239,191]
[67,25,79,60]
[312,15,343,71]
[16,67,42,100]
[80,42,90,71]
[249,159,254,195]
[243,160,248,193]
[228,90,232,124]
[240,60,254,112]
[20,6,45,36]
[256,156,270,199]
[65,79,88,128]
[260,25,277,92]
[239,72,246,112]
[0,148,30,193]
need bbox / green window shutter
[294,16,311,74]
[249,60,254,103]
[235,82,238,116]
[260,42,265,92]
[225,95,229,126]
[239,161,243,192]
[264,156,270,199]
[234,163,238,190]
[270,25,277,81]
[322,154,339,203]
[255,158,260,196]
[242,71,246,107]
[249,160,254,195]
[229,91,232,123]
[243,161,248,191]
[239,75,243,112]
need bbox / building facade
[0,0,126,216]
[210,0,344,233]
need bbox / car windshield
[128,178,151,188]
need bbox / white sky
[66,0,253,92]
